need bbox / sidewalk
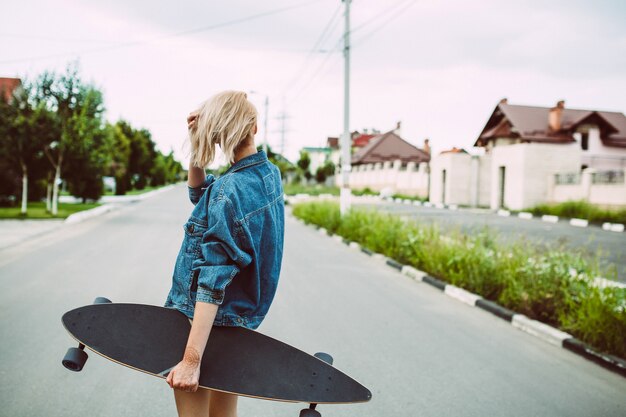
[0,184,179,251]
[0,220,64,250]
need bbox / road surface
[0,185,624,416]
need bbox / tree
[0,80,56,213]
[315,161,336,184]
[297,150,311,183]
[39,65,107,213]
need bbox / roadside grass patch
[390,193,427,202]
[283,184,340,196]
[528,200,626,224]
[293,201,626,360]
[0,202,101,219]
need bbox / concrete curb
[541,214,559,223]
[64,204,119,225]
[569,218,589,228]
[295,215,626,379]
[293,193,626,234]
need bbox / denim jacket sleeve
[188,174,215,205]
[193,198,253,305]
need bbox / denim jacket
[165,151,284,329]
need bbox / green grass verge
[528,200,626,224]
[283,184,340,196]
[292,201,626,360]
[391,193,427,202]
[0,202,101,219]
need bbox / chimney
[395,121,402,136]
[549,100,565,132]
[499,98,508,105]
[423,138,430,155]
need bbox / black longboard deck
[62,303,371,404]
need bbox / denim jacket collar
[225,150,268,175]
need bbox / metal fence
[592,170,625,185]
[555,172,581,185]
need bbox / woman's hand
[187,111,199,131]
[166,347,202,392]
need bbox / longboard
[61,300,371,407]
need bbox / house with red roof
[429,99,626,209]
[345,124,432,197]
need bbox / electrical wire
[352,0,418,47]
[280,3,343,96]
[0,0,321,65]
[287,37,343,105]
[350,0,414,34]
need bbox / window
[581,132,589,151]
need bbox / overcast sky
[2,0,625,165]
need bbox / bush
[528,200,626,224]
[292,201,626,359]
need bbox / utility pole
[275,111,290,156]
[340,0,351,215]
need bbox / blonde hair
[190,90,257,167]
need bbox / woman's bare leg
[209,391,238,417]
[174,389,211,417]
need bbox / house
[429,99,626,209]
[0,78,21,102]
[302,146,333,175]
[476,99,626,170]
[345,125,431,197]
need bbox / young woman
[164,91,285,417]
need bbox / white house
[429,99,626,209]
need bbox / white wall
[549,168,626,208]
[574,127,626,170]
[429,153,491,207]
[491,143,581,210]
[348,160,429,197]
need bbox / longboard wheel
[299,409,322,417]
[93,297,112,304]
[62,347,88,372]
[314,352,333,365]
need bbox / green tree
[315,161,336,184]
[0,80,56,213]
[297,150,311,182]
[39,64,107,213]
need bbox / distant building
[430,99,626,209]
[344,124,432,197]
[302,146,333,175]
[476,98,626,170]
[0,78,21,102]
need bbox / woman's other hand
[187,111,199,131]
[166,347,202,392]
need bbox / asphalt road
[0,185,624,417]
[355,200,626,283]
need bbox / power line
[0,0,321,65]
[352,0,418,46]
[280,3,343,96]
[350,0,414,34]
[287,38,342,105]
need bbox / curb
[64,204,119,224]
[292,194,625,234]
[301,216,626,379]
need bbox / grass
[292,201,626,360]
[283,184,340,196]
[528,200,626,224]
[0,202,101,219]
[391,193,427,202]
